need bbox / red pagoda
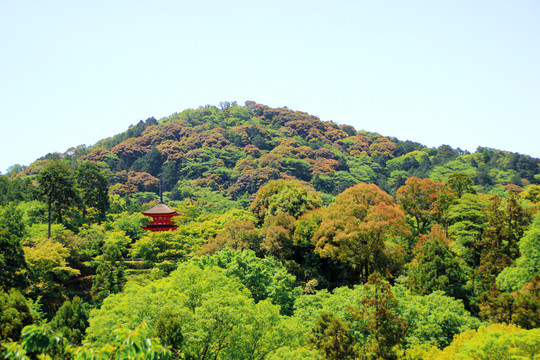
[141,202,180,232]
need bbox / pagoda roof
[142,203,180,216]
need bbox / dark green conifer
[91,244,126,303]
[49,296,89,344]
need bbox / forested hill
[2,101,540,358]
[10,101,540,199]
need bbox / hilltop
[9,101,540,200]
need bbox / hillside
[1,101,540,359]
[11,101,540,199]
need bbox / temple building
[141,202,180,232]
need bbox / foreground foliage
[85,262,304,359]
[3,322,172,360]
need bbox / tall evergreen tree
[0,203,26,242]
[475,194,532,321]
[49,296,89,344]
[38,160,79,238]
[91,244,126,303]
[476,194,531,294]
[0,203,28,291]
[0,289,34,342]
[0,229,28,291]
[354,273,407,360]
[77,160,109,223]
[309,311,357,360]
[407,229,466,300]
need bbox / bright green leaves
[23,238,80,299]
[0,289,34,343]
[421,323,540,360]
[497,212,540,292]
[85,262,301,359]
[3,322,172,360]
[192,248,300,315]
[394,286,481,349]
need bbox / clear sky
[1,0,539,174]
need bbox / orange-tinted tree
[313,183,410,282]
[396,177,448,236]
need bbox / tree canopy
[2,101,539,358]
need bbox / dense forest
[1,101,539,359]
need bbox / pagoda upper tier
[141,202,180,232]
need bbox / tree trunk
[48,200,52,239]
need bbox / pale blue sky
[1,0,539,174]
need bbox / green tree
[37,160,79,238]
[192,248,300,315]
[0,203,26,239]
[497,212,540,292]
[267,346,321,360]
[49,296,89,344]
[446,193,490,268]
[309,311,357,360]
[105,211,146,241]
[281,157,312,181]
[77,160,110,223]
[354,273,407,360]
[294,275,407,360]
[475,193,531,321]
[91,243,126,303]
[426,323,540,360]
[23,237,80,311]
[521,184,540,205]
[131,147,164,177]
[0,176,35,205]
[200,219,262,254]
[155,308,184,351]
[3,322,172,360]
[131,231,201,273]
[394,286,481,349]
[446,172,476,198]
[85,263,303,359]
[295,282,480,353]
[0,229,28,291]
[407,225,467,300]
[475,194,531,295]
[0,289,34,343]
[250,179,323,226]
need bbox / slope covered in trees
[7,101,539,199]
[1,101,539,359]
